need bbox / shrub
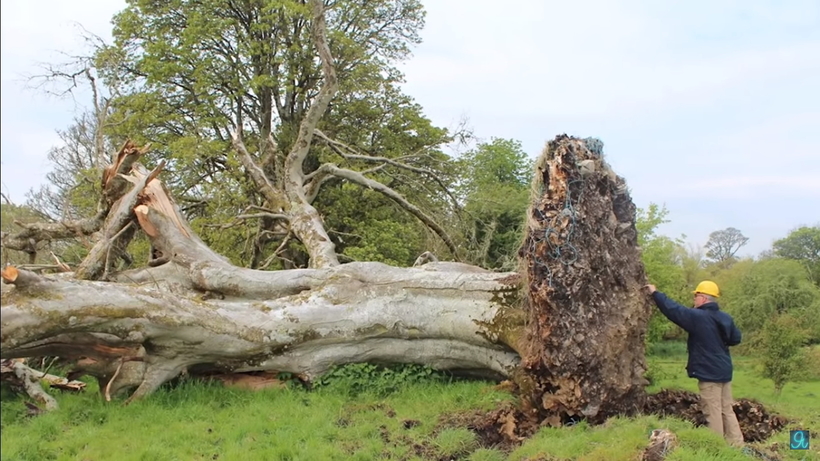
[757,314,809,394]
[312,363,447,397]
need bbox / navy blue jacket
[651,291,742,383]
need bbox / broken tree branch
[75,160,166,280]
[1,360,59,411]
[1,212,107,253]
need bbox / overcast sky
[2,0,818,256]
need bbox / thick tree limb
[1,360,59,411]
[1,213,107,254]
[1,264,523,401]
[1,265,52,290]
[230,130,287,211]
[283,0,337,190]
[321,164,459,258]
[224,0,339,269]
[275,0,340,269]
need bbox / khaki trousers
[698,381,744,446]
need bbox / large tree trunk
[1,261,522,402]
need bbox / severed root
[0,360,61,411]
[641,429,678,461]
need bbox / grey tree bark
[1,259,522,402]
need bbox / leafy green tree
[719,258,820,346]
[636,204,687,342]
[758,313,809,394]
[773,225,820,286]
[457,138,532,269]
[92,0,461,268]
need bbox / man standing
[645,281,745,446]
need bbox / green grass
[1,354,818,461]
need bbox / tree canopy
[704,227,748,266]
[773,225,820,286]
[87,0,463,269]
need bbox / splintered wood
[1,265,18,283]
[0,359,86,412]
[134,161,189,238]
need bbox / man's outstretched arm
[644,285,697,332]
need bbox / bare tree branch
[231,125,286,211]
[313,129,462,211]
[321,164,459,258]
[283,0,339,191]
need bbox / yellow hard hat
[693,280,720,298]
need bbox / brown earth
[438,389,790,452]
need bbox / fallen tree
[0,0,652,425]
[1,132,648,420]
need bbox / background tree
[704,227,748,266]
[718,258,820,347]
[636,204,687,342]
[757,313,809,394]
[457,138,532,270]
[773,225,820,286]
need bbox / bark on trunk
[1,262,522,401]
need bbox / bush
[720,258,820,345]
[757,314,809,394]
[803,345,820,381]
[312,363,447,397]
[644,358,673,386]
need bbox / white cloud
[402,0,820,118]
[0,1,126,201]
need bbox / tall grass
[1,354,818,461]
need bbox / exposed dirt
[644,389,790,443]
[439,402,538,450]
[436,389,791,453]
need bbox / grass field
[1,347,818,461]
